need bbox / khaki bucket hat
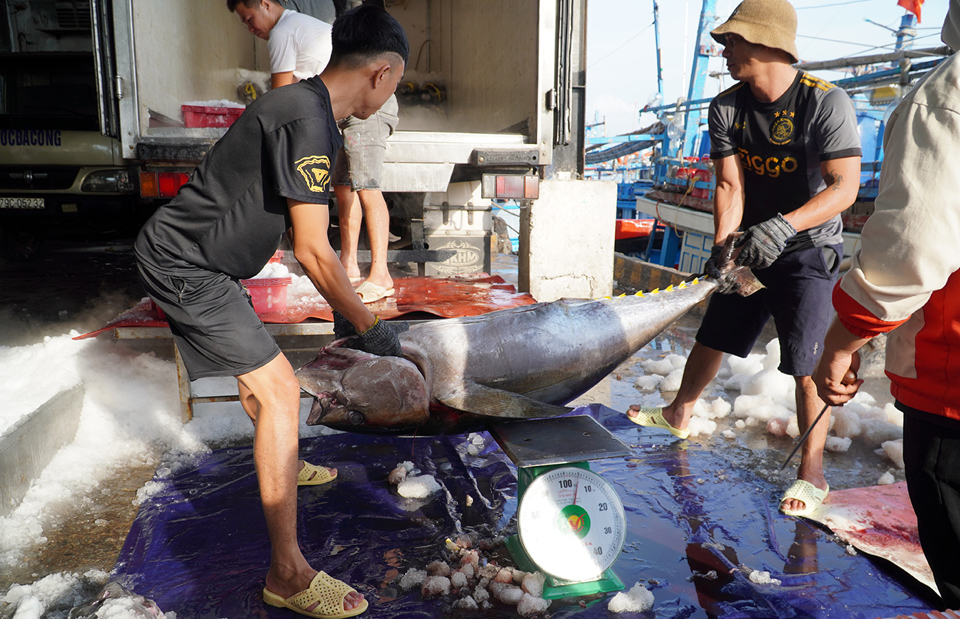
[711,0,799,64]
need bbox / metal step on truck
[0,0,595,285]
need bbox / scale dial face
[517,466,626,582]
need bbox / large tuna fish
[296,255,759,435]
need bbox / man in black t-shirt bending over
[135,7,407,617]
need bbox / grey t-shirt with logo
[709,71,861,252]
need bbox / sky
[586,0,951,137]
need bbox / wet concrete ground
[0,242,902,600]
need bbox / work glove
[332,310,356,339]
[357,316,408,357]
[703,245,724,280]
[735,214,796,270]
[703,244,739,295]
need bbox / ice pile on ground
[608,582,655,613]
[2,570,175,619]
[631,338,905,471]
[398,534,549,616]
[0,332,328,617]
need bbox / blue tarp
[112,405,938,618]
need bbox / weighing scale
[488,413,634,599]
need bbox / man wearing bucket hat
[628,0,862,519]
[814,0,960,607]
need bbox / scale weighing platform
[488,413,635,599]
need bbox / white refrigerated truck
[0,0,589,280]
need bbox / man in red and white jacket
[813,0,960,608]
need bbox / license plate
[0,197,44,210]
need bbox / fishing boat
[587,0,952,272]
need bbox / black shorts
[696,243,841,376]
[137,262,281,381]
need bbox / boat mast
[681,0,717,158]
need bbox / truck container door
[91,0,119,139]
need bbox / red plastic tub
[182,104,244,128]
[241,277,292,314]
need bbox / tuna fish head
[296,342,430,430]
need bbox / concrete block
[520,179,616,301]
[0,385,84,517]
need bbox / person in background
[813,0,960,607]
[136,7,408,617]
[332,90,399,304]
[283,0,339,25]
[626,0,861,519]
[228,0,332,90]
[327,0,397,304]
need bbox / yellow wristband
[358,316,380,336]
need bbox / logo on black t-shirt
[295,155,332,193]
[770,110,795,145]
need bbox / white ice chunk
[633,375,662,391]
[608,583,654,613]
[885,403,904,427]
[641,358,676,376]
[733,395,775,418]
[397,475,441,498]
[520,572,545,597]
[687,416,717,438]
[748,570,781,586]
[882,439,905,469]
[399,568,427,590]
[860,419,904,447]
[878,471,896,485]
[517,593,549,617]
[421,575,451,597]
[660,368,684,392]
[727,353,764,377]
[825,436,852,453]
[832,408,862,439]
[761,339,782,370]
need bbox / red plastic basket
[240,277,292,314]
[182,105,245,128]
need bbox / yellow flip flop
[355,281,395,304]
[297,461,337,486]
[263,571,368,619]
[627,406,690,439]
[780,479,829,518]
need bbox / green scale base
[507,462,625,600]
[505,532,625,599]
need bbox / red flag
[897,0,924,23]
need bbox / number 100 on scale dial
[517,466,626,582]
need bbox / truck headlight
[81,169,136,193]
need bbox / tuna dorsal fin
[436,380,573,419]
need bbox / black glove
[357,316,408,357]
[735,214,796,269]
[703,245,724,280]
[332,310,356,339]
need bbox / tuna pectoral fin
[437,381,573,419]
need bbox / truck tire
[0,226,45,262]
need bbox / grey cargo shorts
[332,94,398,190]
